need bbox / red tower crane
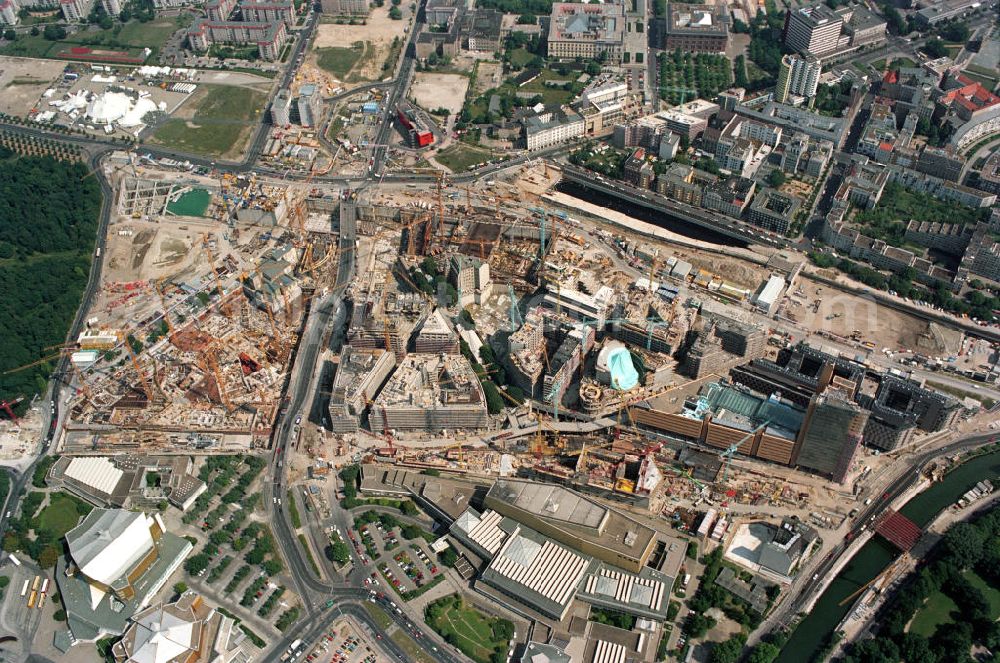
[0,396,24,422]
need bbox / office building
[782,3,844,57]
[664,3,729,53]
[681,311,766,379]
[396,101,434,148]
[484,479,658,573]
[541,283,615,326]
[414,309,460,354]
[449,255,491,306]
[271,88,292,126]
[328,346,396,433]
[792,392,868,482]
[546,2,625,62]
[296,83,322,127]
[775,54,821,103]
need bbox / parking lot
[299,615,387,663]
[351,515,444,599]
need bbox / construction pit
[59,155,342,454]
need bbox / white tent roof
[86,92,131,124]
[120,97,157,127]
[67,509,155,587]
[130,606,197,663]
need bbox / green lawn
[149,85,266,157]
[316,43,365,79]
[519,68,576,105]
[0,35,59,59]
[426,595,510,663]
[435,143,492,173]
[114,19,185,49]
[964,570,1000,618]
[507,48,536,68]
[36,492,92,539]
[0,18,183,61]
[909,590,958,637]
[363,602,393,630]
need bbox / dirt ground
[409,72,469,114]
[0,56,66,115]
[96,218,220,325]
[312,5,411,81]
[680,252,768,289]
[786,275,960,354]
[473,61,503,95]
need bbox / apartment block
[0,0,18,25]
[240,0,296,25]
[320,0,368,15]
[187,19,288,60]
[60,0,95,22]
[775,54,821,104]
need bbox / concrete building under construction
[367,353,488,432]
[680,310,767,379]
[328,346,396,433]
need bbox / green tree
[2,29,15,41]
[325,541,351,564]
[942,522,985,567]
[388,6,401,18]
[42,24,66,40]
[923,38,948,58]
[747,643,781,663]
[767,169,786,188]
[710,634,747,663]
[38,544,61,569]
[173,582,187,595]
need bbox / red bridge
[874,509,923,551]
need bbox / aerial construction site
[58,154,340,454]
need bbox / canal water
[777,447,1000,662]
[555,181,748,248]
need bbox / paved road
[757,429,999,643]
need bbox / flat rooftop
[487,478,657,561]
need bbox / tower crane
[200,234,228,317]
[0,397,24,422]
[155,278,178,344]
